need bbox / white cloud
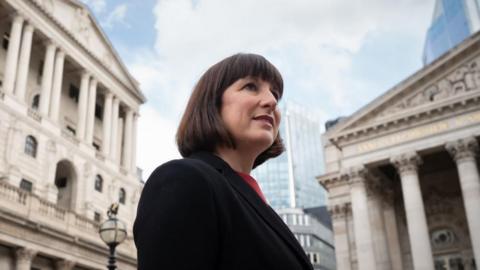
[136,104,181,180]
[131,0,435,176]
[81,0,107,13]
[102,4,129,29]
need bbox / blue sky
[81,0,435,178]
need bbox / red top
[236,172,267,204]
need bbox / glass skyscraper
[253,102,326,210]
[423,0,480,65]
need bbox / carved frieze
[380,56,480,118]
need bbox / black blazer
[134,152,313,270]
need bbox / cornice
[317,172,346,191]
[327,202,351,220]
[331,90,480,147]
[17,0,146,103]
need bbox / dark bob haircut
[176,53,285,168]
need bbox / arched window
[119,188,126,204]
[31,94,40,110]
[94,175,103,192]
[24,135,37,158]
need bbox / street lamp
[99,203,127,270]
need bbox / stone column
[382,191,403,270]
[39,41,56,116]
[446,137,480,266]
[116,117,124,164]
[3,14,24,95]
[329,202,352,270]
[391,152,434,270]
[14,23,34,101]
[367,180,392,270]
[110,98,119,160]
[102,92,113,156]
[76,72,90,140]
[123,108,133,168]
[15,248,37,270]
[131,112,138,172]
[85,78,98,145]
[49,50,65,121]
[347,167,377,270]
[55,259,75,270]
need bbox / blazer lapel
[190,152,311,268]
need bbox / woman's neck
[215,146,258,174]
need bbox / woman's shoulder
[145,157,220,187]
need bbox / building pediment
[33,0,142,99]
[326,33,480,146]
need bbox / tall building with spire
[423,0,480,65]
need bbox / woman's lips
[253,115,274,126]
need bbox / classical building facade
[0,0,145,269]
[319,31,480,269]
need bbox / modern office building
[423,0,480,65]
[320,28,480,270]
[253,102,334,269]
[253,102,326,209]
[277,207,336,270]
[0,0,145,269]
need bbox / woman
[134,53,313,270]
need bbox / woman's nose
[260,88,277,109]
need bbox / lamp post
[99,203,127,270]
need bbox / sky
[81,0,436,179]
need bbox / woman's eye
[271,91,279,100]
[244,83,257,91]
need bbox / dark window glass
[55,177,67,188]
[94,212,101,222]
[95,103,103,120]
[32,94,40,110]
[24,135,37,158]
[69,84,79,103]
[20,179,33,192]
[94,175,103,192]
[92,142,100,151]
[66,125,76,136]
[119,188,126,204]
[2,32,9,50]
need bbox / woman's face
[220,76,281,152]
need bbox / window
[24,135,37,158]
[94,175,103,192]
[66,125,76,136]
[68,84,79,103]
[95,103,103,120]
[20,179,33,192]
[92,142,100,151]
[2,32,9,50]
[94,212,102,222]
[55,177,67,188]
[119,188,126,204]
[37,60,44,84]
[31,94,40,110]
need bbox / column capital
[391,152,422,175]
[342,166,368,186]
[15,247,37,263]
[328,202,351,220]
[80,70,91,79]
[10,12,25,23]
[446,137,478,163]
[55,259,75,270]
[24,23,35,33]
[42,39,57,49]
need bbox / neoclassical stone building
[0,0,145,269]
[319,32,480,269]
